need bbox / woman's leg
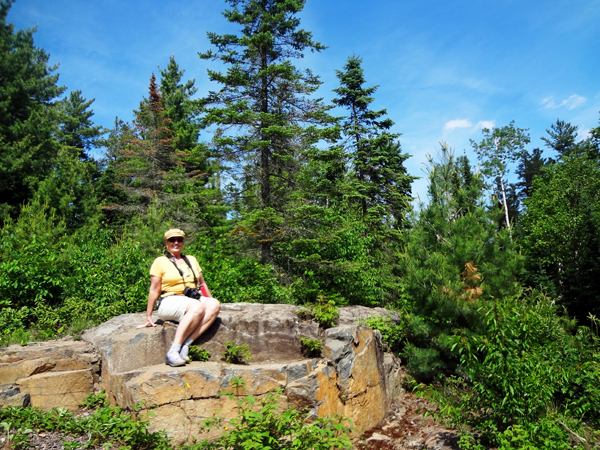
[184,297,221,342]
[162,296,220,366]
[173,300,207,345]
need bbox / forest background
[2,0,600,448]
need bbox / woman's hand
[140,275,162,328]
[137,317,156,328]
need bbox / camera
[183,287,202,300]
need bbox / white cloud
[475,120,495,130]
[542,95,587,110]
[444,119,472,130]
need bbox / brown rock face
[17,369,94,410]
[0,339,101,410]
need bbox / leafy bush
[299,337,322,357]
[222,341,252,364]
[189,345,211,362]
[423,290,600,448]
[311,296,339,328]
[363,313,404,353]
[0,404,171,450]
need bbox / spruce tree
[332,55,414,229]
[159,56,200,154]
[57,90,104,161]
[199,0,333,262]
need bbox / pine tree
[0,0,65,221]
[541,119,581,158]
[113,74,178,214]
[199,0,333,262]
[515,148,547,202]
[402,144,523,380]
[159,55,200,154]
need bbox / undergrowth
[0,381,355,450]
[0,401,171,450]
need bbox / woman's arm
[198,273,213,298]
[137,275,162,328]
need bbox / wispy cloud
[444,119,473,130]
[443,119,495,132]
[542,95,587,110]
[475,120,495,129]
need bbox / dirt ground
[355,382,460,450]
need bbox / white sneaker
[166,350,186,367]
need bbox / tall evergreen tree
[0,0,65,221]
[332,55,414,228]
[402,144,523,380]
[522,151,600,322]
[199,0,333,262]
[159,55,200,154]
[515,147,547,202]
[57,90,104,161]
[113,74,178,214]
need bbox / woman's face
[166,236,185,254]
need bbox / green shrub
[0,404,171,450]
[300,337,322,357]
[311,296,339,328]
[423,290,600,448]
[363,313,404,353]
[222,341,251,364]
[189,345,211,362]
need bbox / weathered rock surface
[2,303,402,445]
[0,339,101,410]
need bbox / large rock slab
[17,369,94,410]
[3,303,402,444]
[0,339,101,410]
[0,339,100,384]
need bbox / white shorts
[157,295,204,323]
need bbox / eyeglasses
[167,237,184,243]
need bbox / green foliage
[80,390,108,409]
[363,313,404,353]
[0,420,33,449]
[0,404,171,450]
[223,341,252,364]
[522,151,600,321]
[299,337,322,357]
[189,345,211,362]
[200,0,334,263]
[0,0,66,222]
[310,296,340,328]
[332,54,414,227]
[0,204,159,337]
[421,291,600,448]
[185,234,292,304]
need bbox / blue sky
[8,0,600,201]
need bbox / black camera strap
[166,253,199,289]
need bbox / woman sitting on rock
[138,228,220,367]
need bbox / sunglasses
[167,237,184,243]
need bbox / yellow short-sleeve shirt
[150,255,202,296]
